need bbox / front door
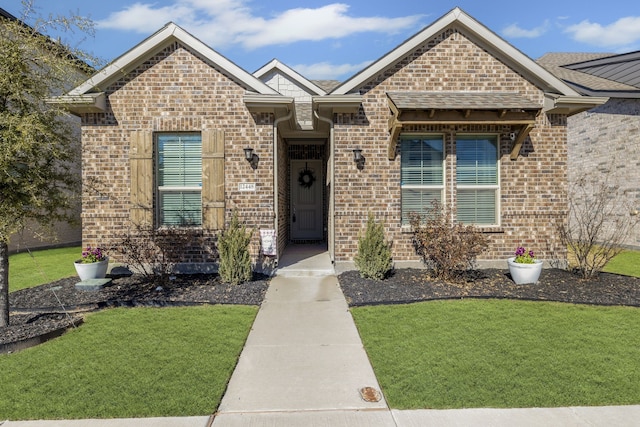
[290,160,323,240]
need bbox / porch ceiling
[386,91,541,160]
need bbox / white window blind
[456,136,498,225]
[400,136,444,224]
[157,133,202,226]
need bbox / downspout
[273,110,292,264]
[314,110,334,262]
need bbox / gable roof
[538,51,640,98]
[331,7,581,98]
[254,59,327,96]
[68,22,278,97]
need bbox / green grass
[604,249,640,277]
[0,305,257,420]
[353,299,640,409]
[9,246,81,292]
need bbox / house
[57,7,606,273]
[0,7,83,254]
[538,52,640,249]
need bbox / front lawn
[9,246,81,292]
[353,299,640,409]
[603,249,640,277]
[0,305,256,420]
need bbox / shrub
[559,176,639,279]
[409,200,488,282]
[114,224,201,284]
[217,213,253,285]
[354,212,393,280]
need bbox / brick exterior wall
[78,29,572,270]
[79,42,275,265]
[332,29,569,267]
[567,98,640,248]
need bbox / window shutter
[130,130,153,226]
[202,129,225,229]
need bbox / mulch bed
[2,267,639,352]
[339,268,640,307]
[2,273,269,350]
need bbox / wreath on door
[298,164,316,189]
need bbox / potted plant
[74,246,109,281]
[507,246,542,284]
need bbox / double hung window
[456,135,499,225]
[400,135,444,224]
[400,134,499,226]
[156,133,202,226]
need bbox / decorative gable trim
[254,59,327,96]
[68,22,278,96]
[331,7,581,98]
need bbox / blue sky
[4,0,640,80]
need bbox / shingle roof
[387,91,540,110]
[537,53,639,95]
[311,80,342,93]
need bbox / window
[456,135,499,225]
[156,133,202,226]
[400,135,444,224]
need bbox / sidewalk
[4,245,640,426]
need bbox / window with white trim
[400,135,444,224]
[456,135,499,225]
[156,133,202,226]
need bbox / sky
[3,0,640,80]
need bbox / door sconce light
[352,148,365,170]
[244,147,259,169]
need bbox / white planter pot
[74,257,109,281]
[507,257,543,284]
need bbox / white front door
[290,160,323,240]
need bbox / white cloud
[502,20,550,39]
[291,60,373,80]
[97,1,423,50]
[565,16,640,47]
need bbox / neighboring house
[0,7,83,254]
[538,52,640,249]
[56,7,606,272]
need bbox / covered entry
[288,143,327,242]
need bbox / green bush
[217,213,253,285]
[354,212,393,280]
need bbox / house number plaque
[238,182,256,192]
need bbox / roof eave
[544,94,609,116]
[46,93,106,115]
[243,94,295,120]
[312,94,363,113]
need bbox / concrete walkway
[212,244,389,425]
[4,244,640,426]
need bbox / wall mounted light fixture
[244,147,259,169]
[352,148,365,170]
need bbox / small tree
[354,212,393,280]
[559,176,639,279]
[217,213,253,285]
[409,200,488,282]
[0,3,99,326]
